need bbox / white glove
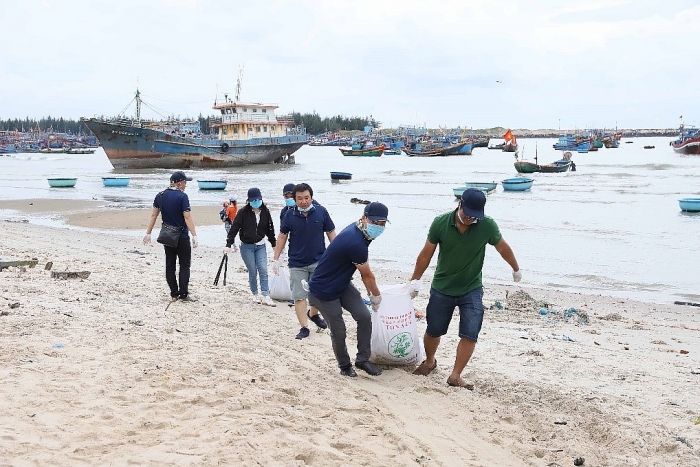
[223,247,232,255]
[408,279,422,299]
[272,259,280,275]
[191,236,198,249]
[513,270,522,282]
[142,233,152,245]
[369,293,382,312]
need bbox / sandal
[412,359,437,376]
[447,377,474,390]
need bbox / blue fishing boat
[501,177,534,191]
[330,171,352,180]
[48,178,77,188]
[102,177,130,187]
[197,180,227,190]
[553,135,590,152]
[679,198,700,212]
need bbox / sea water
[1,137,698,305]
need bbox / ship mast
[234,66,244,102]
[135,89,142,124]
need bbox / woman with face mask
[224,187,277,306]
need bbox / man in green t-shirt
[410,188,521,389]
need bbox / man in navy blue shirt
[143,171,199,303]
[273,183,335,339]
[307,202,388,377]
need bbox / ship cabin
[211,101,294,141]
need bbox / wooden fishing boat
[48,178,77,187]
[679,198,700,212]
[197,180,227,190]
[339,144,385,157]
[671,125,700,154]
[330,171,352,180]
[514,161,540,173]
[538,160,572,173]
[402,141,466,157]
[102,177,130,187]
[501,177,534,191]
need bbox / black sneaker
[295,327,310,340]
[307,310,328,329]
[340,366,357,377]
[355,361,382,376]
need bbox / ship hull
[671,138,700,155]
[84,119,306,169]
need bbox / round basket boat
[679,198,700,212]
[102,177,130,187]
[48,178,77,188]
[501,177,534,192]
[197,180,227,190]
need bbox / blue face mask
[298,205,315,213]
[250,200,263,209]
[284,198,296,207]
[365,223,385,239]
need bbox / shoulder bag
[155,190,184,248]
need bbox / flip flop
[447,377,474,390]
[412,359,437,376]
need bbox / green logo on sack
[388,332,413,358]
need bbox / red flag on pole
[503,129,514,143]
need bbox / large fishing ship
[82,77,306,169]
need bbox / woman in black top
[225,187,277,306]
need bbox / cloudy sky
[1,0,697,130]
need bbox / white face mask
[457,205,477,225]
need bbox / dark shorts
[425,287,484,341]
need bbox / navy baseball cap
[170,171,192,183]
[460,188,486,219]
[283,183,295,194]
[363,202,389,222]
[247,187,262,202]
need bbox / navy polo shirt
[280,204,335,268]
[309,222,369,301]
[154,188,191,239]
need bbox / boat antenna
[535,141,538,165]
[234,65,244,102]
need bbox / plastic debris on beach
[490,300,504,310]
[502,290,589,325]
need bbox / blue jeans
[239,243,269,296]
[425,287,484,341]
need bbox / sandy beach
[1,201,699,466]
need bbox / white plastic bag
[370,282,423,366]
[269,266,292,301]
